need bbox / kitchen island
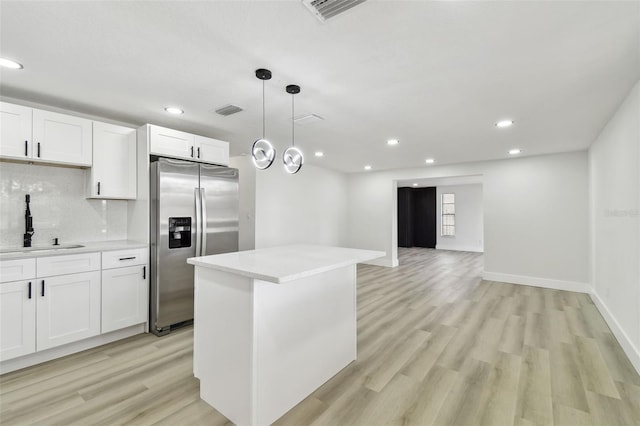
[187,245,384,426]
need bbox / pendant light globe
[284,84,303,174]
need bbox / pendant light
[252,68,276,170]
[283,84,304,174]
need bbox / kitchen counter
[0,240,147,260]
[189,244,384,426]
[187,244,384,283]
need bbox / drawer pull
[28,281,32,299]
[143,266,146,279]
[119,256,136,261]
[41,280,45,297]
[25,140,28,156]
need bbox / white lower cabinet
[36,271,101,351]
[0,280,36,361]
[0,248,148,365]
[102,265,147,333]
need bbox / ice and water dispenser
[168,217,192,249]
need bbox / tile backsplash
[0,161,128,248]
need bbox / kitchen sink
[0,244,85,254]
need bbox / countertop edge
[187,250,385,284]
[0,240,148,260]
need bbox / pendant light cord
[262,80,266,139]
[291,93,295,147]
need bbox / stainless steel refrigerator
[150,158,239,335]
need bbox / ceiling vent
[293,114,325,125]
[302,0,367,22]
[214,104,243,116]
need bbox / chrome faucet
[24,194,34,247]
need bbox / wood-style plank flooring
[1,248,639,425]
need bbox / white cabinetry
[145,124,229,165]
[87,122,137,199]
[101,248,148,333]
[0,259,36,361]
[35,253,101,351]
[0,253,102,361]
[0,281,36,361]
[0,102,92,167]
[194,135,229,166]
[36,271,101,351]
[0,102,32,160]
[32,109,92,166]
[149,125,195,160]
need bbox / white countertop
[187,245,385,284]
[0,240,147,260]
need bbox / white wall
[348,151,589,290]
[589,80,640,372]
[239,162,349,249]
[436,184,483,252]
[230,156,256,251]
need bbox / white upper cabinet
[1,102,93,167]
[195,135,229,166]
[0,102,33,160]
[146,124,230,165]
[87,122,137,199]
[32,109,92,166]
[149,125,195,161]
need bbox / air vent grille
[215,104,243,116]
[302,0,367,22]
[293,114,325,125]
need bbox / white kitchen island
[187,245,384,426]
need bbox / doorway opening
[396,176,484,254]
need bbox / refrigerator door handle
[195,187,202,257]
[200,188,208,256]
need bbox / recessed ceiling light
[496,119,514,128]
[508,149,522,155]
[387,139,399,146]
[425,158,435,164]
[164,106,184,115]
[314,151,324,157]
[412,183,418,187]
[0,58,23,69]
[364,165,372,171]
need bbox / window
[441,193,455,236]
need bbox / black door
[397,187,437,248]
[413,187,437,248]
[398,187,414,247]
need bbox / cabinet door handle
[197,147,200,158]
[25,140,28,157]
[190,146,194,158]
[97,182,101,195]
[41,280,45,297]
[143,266,146,279]
[37,142,41,158]
[119,256,136,261]
[28,281,32,299]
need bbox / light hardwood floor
[1,248,639,425]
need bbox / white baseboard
[590,290,640,375]
[482,271,590,293]
[436,244,484,253]
[362,257,398,268]
[0,323,145,375]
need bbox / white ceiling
[1,1,638,173]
